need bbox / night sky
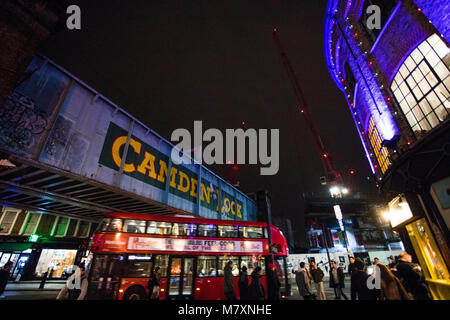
[40,0,376,245]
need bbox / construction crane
[272,28,347,197]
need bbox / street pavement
[1,278,351,300]
[287,278,352,300]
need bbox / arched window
[391,34,450,136]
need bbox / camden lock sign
[99,122,244,219]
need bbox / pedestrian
[56,265,88,300]
[329,260,348,300]
[348,256,355,276]
[396,252,432,300]
[309,261,326,300]
[371,257,381,299]
[377,263,410,300]
[266,263,281,300]
[0,261,13,299]
[350,258,375,300]
[387,256,396,269]
[238,266,249,300]
[248,266,264,300]
[150,267,161,300]
[223,260,236,300]
[147,266,155,300]
[293,262,315,300]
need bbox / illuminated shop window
[391,34,450,136]
[368,117,391,174]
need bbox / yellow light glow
[119,289,124,293]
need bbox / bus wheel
[123,286,147,300]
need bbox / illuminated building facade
[324,0,450,298]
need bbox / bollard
[39,271,48,289]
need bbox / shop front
[0,243,34,281]
[383,194,450,299]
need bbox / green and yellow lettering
[111,136,141,173]
[136,151,157,179]
[190,177,198,198]
[157,160,168,183]
[200,183,211,203]
[177,171,190,193]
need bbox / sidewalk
[287,278,352,300]
[4,280,65,291]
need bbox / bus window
[197,224,217,237]
[153,254,169,277]
[217,256,239,276]
[109,219,123,232]
[241,226,264,239]
[125,254,152,277]
[147,221,172,235]
[123,220,146,233]
[218,225,239,238]
[197,256,217,277]
[240,255,260,275]
[98,218,111,232]
[172,223,196,236]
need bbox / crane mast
[272,28,343,190]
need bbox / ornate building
[324,0,449,298]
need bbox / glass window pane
[412,106,424,121]
[108,219,123,232]
[412,69,424,83]
[405,93,416,107]
[418,41,432,57]
[400,65,409,78]
[406,112,417,126]
[419,118,431,131]
[418,79,431,96]
[427,112,439,128]
[218,225,239,238]
[197,256,217,277]
[419,99,432,115]
[123,220,146,233]
[55,217,69,236]
[412,86,423,100]
[411,49,423,64]
[434,61,449,81]
[197,224,217,237]
[217,256,239,276]
[77,221,91,237]
[154,255,169,277]
[406,75,417,89]
[405,56,415,71]
[146,221,172,235]
[23,213,41,235]
[427,91,441,108]
[172,223,196,236]
[393,88,404,102]
[419,61,431,76]
[241,226,265,239]
[426,50,440,67]
[125,254,152,277]
[435,106,448,121]
[98,218,111,232]
[0,211,17,234]
[427,34,440,47]
[400,82,410,97]
[433,40,450,59]
[399,99,410,114]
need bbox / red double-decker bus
[86,212,291,300]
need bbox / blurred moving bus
[87,212,290,300]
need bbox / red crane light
[349,170,355,175]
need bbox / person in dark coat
[147,266,155,300]
[238,266,249,300]
[223,260,237,300]
[396,253,432,300]
[329,260,348,300]
[378,263,410,300]
[266,263,281,300]
[0,261,13,298]
[248,266,264,300]
[350,258,376,300]
[348,256,355,276]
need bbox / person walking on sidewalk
[248,266,265,300]
[294,262,315,300]
[238,266,249,300]
[350,258,375,300]
[0,261,13,298]
[224,260,237,300]
[329,260,348,300]
[309,261,326,300]
[396,252,432,300]
[348,256,355,276]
